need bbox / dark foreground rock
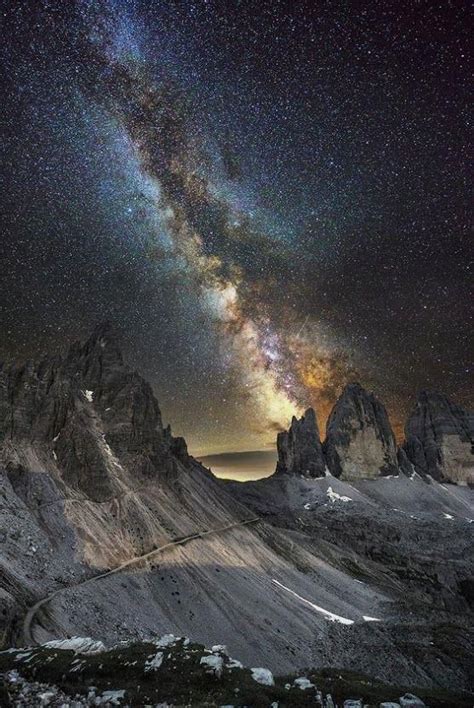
[0,635,471,707]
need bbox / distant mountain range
[198,449,277,480]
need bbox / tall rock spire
[275,407,326,477]
[323,382,398,479]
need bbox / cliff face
[323,383,398,480]
[275,408,326,478]
[0,323,174,504]
[403,391,474,484]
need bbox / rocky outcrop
[403,391,474,484]
[396,446,416,478]
[0,324,178,502]
[323,383,398,480]
[275,408,326,477]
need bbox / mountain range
[0,325,473,705]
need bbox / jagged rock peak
[403,390,474,484]
[324,382,398,480]
[66,322,124,377]
[275,407,326,477]
[0,325,192,501]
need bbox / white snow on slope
[443,513,454,520]
[272,579,354,625]
[42,637,106,654]
[83,390,93,402]
[327,486,352,503]
[363,615,381,622]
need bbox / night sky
[1,0,472,462]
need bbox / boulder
[399,694,425,707]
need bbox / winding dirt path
[22,517,260,646]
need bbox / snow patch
[363,615,381,622]
[327,486,352,503]
[251,667,274,686]
[42,637,106,654]
[443,513,454,520]
[83,390,93,403]
[272,579,354,625]
[101,434,123,470]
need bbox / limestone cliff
[403,390,474,484]
[323,383,398,479]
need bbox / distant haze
[198,450,277,481]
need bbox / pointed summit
[66,322,124,383]
[275,407,326,477]
[324,382,398,479]
[403,390,474,484]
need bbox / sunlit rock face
[275,408,326,477]
[324,383,398,480]
[403,391,474,485]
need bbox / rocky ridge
[274,383,473,484]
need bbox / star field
[1,0,472,458]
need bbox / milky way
[1,0,472,457]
